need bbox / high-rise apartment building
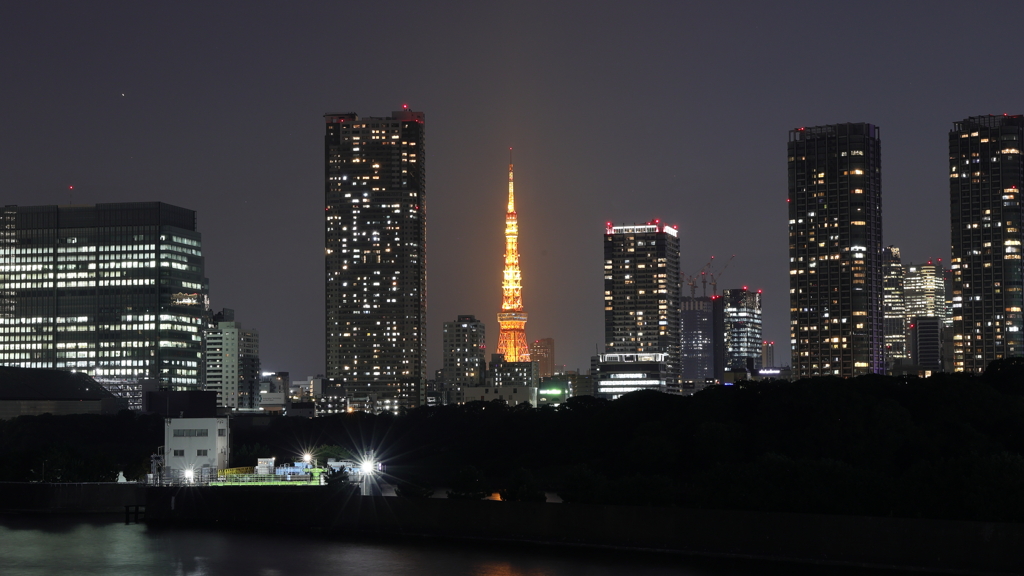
[0,203,208,407]
[529,338,555,378]
[722,287,763,371]
[788,123,883,378]
[204,315,260,410]
[324,109,426,411]
[950,115,1024,373]
[604,220,681,390]
[442,315,486,386]
[882,246,908,365]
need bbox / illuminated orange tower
[496,151,531,363]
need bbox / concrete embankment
[144,485,1024,575]
[0,482,145,514]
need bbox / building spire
[508,147,515,213]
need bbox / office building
[679,296,724,384]
[442,315,486,386]
[529,338,555,378]
[604,220,681,390]
[204,315,260,410]
[487,353,539,388]
[909,316,944,374]
[905,260,946,323]
[0,202,209,407]
[882,246,908,366]
[788,123,884,377]
[594,352,669,399]
[722,287,763,372]
[496,159,531,363]
[950,115,1024,372]
[324,109,426,411]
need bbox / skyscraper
[0,203,209,407]
[442,315,486,386]
[679,296,716,382]
[496,157,530,363]
[324,109,426,411]
[529,338,555,378]
[604,220,681,389]
[722,287,763,372]
[882,246,908,366]
[788,123,883,378]
[204,313,260,410]
[950,115,1024,372]
[905,260,946,323]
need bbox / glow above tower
[496,152,531,363]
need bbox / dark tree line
[2,357,1023,522]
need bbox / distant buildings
[487,353,539,389]
[788,123,884,378]
[324,110,426,412]
[679,296,723,384]
[0,202,209,407]
[604,221,681,391]
[594,352,670,399]
[883,246,908,366]
[203,310,260,410]
[529,338,555,378]
[950,115,1024,372]
[761,340,775,369]
[905,260,946,322]
[722,287,763,372]
[442,315,486,386]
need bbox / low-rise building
[163,416,230,482]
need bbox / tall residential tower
[324,109,426,411]
[949,115,1024,372]
[788,123,883,378]
[603,221,681,389]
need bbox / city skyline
[3,3,1023,379]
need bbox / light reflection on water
[0,515,889,576]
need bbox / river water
[0,515,908,576]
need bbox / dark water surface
[0,515,919,576]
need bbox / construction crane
[680,262,709,299]
[708,255,735,297]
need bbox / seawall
[0,482,145,514]
[146,486,1024,574]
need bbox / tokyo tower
[496,151,531,363]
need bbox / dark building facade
[949,115,1024,373]
[324,109,426,412]
[441,314,485,387]
[0,203,208,405]
[680,296,716,382]
[604,221,681,391]
[788,123,884,378]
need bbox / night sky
[3,1,1023,379]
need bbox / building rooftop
[0,367,116,401]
